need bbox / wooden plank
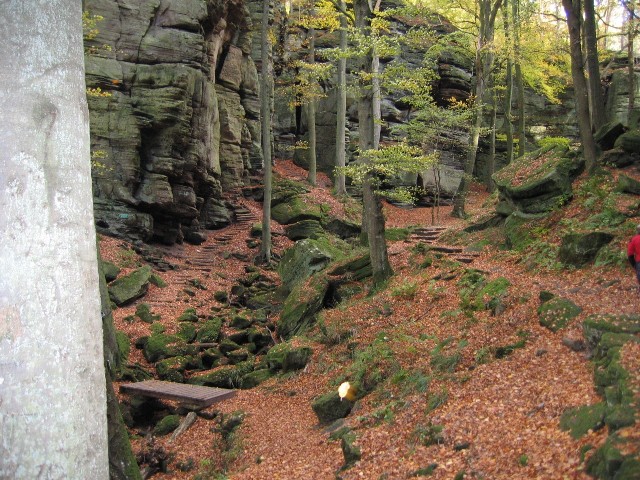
[120,380,235,407]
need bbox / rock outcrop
[85,0,262,244]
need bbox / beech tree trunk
[452,0,502,218]
[583,0,606,130]
[335,0,348,196]
[307,26,317,186]
[513,0,526,157]
[355,0,392,283]
[503,0,514,165]
[628,0,636,124]
[260,0,273,262]
[0,2,109,477]
[563,0,598,172]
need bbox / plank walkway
[120,380,235,408]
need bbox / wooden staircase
[409,226,480,264]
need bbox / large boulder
[558,232,614,267]
[278,238,343,292]
[594,121,625,151]
[278,274,330,339]
[538,297,582,332]
[108,265,153,306]
[615,130,640,154]
[493,146,584,214]
[284,219,325,240]
[311,391,354,424]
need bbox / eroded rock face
[85,0,261,244]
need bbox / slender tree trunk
[307,25,317,185]
[487,81,497,192]
[452,0,502,218]
[0,2,109,477]
[260,0,273,262]
[335,0,348,196]
[503,0,514,164]
[628,0,636,124]
[563,0,598,172]
[513,0,526,157]
[583,0,606,130]
[371,0,382,149]
[355,0,392,283]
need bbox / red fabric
[628,234,640,261]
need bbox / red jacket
[628,234,640,262]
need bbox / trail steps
[409,226,480,265]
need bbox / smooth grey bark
[563,0,598,172]
[307,26,317,186]
[0,2,109,478]
[487,82,497,192]
[260,0,273,262]
[355,0,392,283]
[513,0,526,157]
[335,0,348,196]
[627,0,636,123]
[502,0,514,165]
[583,0,606,129]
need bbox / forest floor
[102,159,639,480]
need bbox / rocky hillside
[101,153,640,479]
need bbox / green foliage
[518,454,529,467]
[411,422,444,447]
[391,280,418,300]
[340,335,399,395]
[426,388,449,413]
[391,369,431,395]
[538,137,571,150]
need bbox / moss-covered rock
[219,338,241,354]
[102,260,121,282]
[240,369,272,389]
[135,303,160,323]
[108,265,153,306]
[595,121,625,150]
[617,174,640,195]
[278,237,344,292]
[271,195,323,225]
[559,402,606,439]
[503,211,547,250]
[328,253,372,281]
[323,217,361,239]
[278,274,330,339]
[284,219,325,240]
[266,343,313,372]
[200,348,222,369]
[538,297,582,332]
[230,315,252,329]
[188,361,254,388]
[558,232,614,267]
[143,333,193,363]
[493,147,584,214]
[177,307,199,322]
[614,130,640,154]
[156,356,190,380]
[153,415,181,436]
[115,330,131,364]
[227,348,250,364]
[586,431,640,480]
[311,391,354,424]
[195,318,223,343]
[177,322,197,343]
[583,314,640,348]
[341,431,362,468]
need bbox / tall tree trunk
[371,0,382,149]
[260,0,273,262]
[335,0,348,196]
[563,0,598,172]
[583,0,606,130]
[513,0,526,157]
[355,0,392,283]
[628,0,636,125]
[487,81,497,192]
[307,25,317,185]
[0,1,109,477]
[452,0,502,217]
[503,0,514,165]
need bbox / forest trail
[103,160,638,480]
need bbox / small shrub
[391,281,419,300]
[426,388,448,413]
[411,422,444,446]
[538,136,570,150]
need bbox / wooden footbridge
[120,380,235,408]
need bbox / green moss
[311,391,353,424]
[385,227,410,241]
[156,356,189,380]
[135,303,160,323]
[143,333,192,363]
[115,330,130,364]
[195,318,223,343]
[538,297,582,332]
[240,369,272,389]
[559,403,606,439]
[188,361,254,388]
[177,322,197,343]
[153,415,181,436]
[177,307,199,322]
